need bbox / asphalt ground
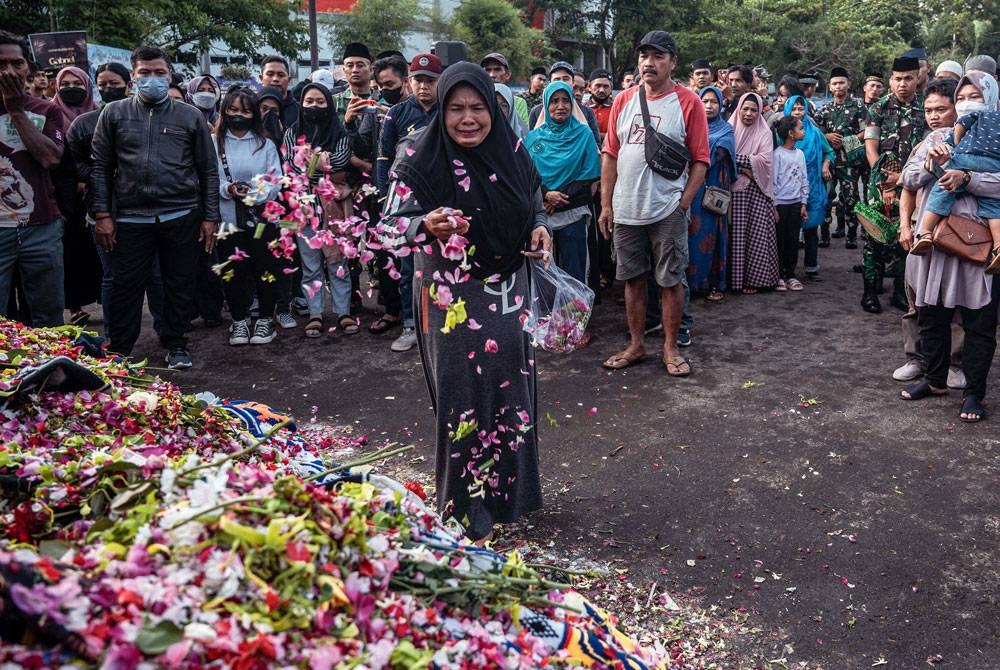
[124,238,1000,668]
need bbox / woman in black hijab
[384,62,552,542]
[282,83,358,336]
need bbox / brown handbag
[931,214,992,264]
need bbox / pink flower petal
[458,176,471,192]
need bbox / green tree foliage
[0,0,305,67]
[452,0,547,76]
[326,0,422,59]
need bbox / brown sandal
[304,317,323,338]
[986,247,1000,275]
[602,350,646,370]
[910,232,934,256]
[663,355,691,377]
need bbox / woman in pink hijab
[53,66,99,122]
[728,92,779,293]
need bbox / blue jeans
[926,153,1000,218]
[96,244,164,336]
[296,234,351,318]
[554,217,589,284]
[0,220,65,326]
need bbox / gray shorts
[613,207,689,288]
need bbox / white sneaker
[275,311,297,329]
[892,360,924,381]
[250,318,277,344]
[229,318,251,346]
[947,367,967,390]
[391,327,417,352]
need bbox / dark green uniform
[862,93,927,283]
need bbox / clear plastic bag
[521,259,595,353]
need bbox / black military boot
[861,277,882,313]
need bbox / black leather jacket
[91,95,220,221]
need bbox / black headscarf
[258,85,286,150]
[288,82,346,151]
[395,62,540,281]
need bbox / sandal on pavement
[900,380,947,401]
[910,233,934,256]
[304,317,324,338]
[787,278,804,291]
[602,350,646,370]
[960,396,986,423]
[368,313,401,334]
[706,290,725,302]
[663,355,691,377]
[338,315,360,335]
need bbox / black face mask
[300,106,328,123]
[226,115,252,131]
[58,87,88,107]
[381,87,403,105]
[99,86,128,104]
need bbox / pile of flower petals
[0,321,666,669]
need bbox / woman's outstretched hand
[424,207,470,240]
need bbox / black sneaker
[250,318,277,345]
[165,348,193,369]
[831,229,846,239]
[805,272,822,282]
[676,328,692,347]
[229,318,251,346]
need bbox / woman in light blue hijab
[524,81,601,283]
[495,83,529,140]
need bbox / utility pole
[308,0,319,71]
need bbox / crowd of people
[2,25,1000,539]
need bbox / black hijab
[288,83,346,151]
[395,62,541,281]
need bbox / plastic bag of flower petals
[521,259,594,353]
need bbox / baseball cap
[409,53,443,78]
[548,60,575,77]
[480,53,510,70]
[309,69,335,91]
[637,31,677,55]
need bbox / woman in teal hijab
[525,81,602,282]
[784,95,834,277]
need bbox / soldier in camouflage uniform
[861,56,927,314]
[816,66,868,249]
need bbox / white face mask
[191,91,217,110]
[955,100,988,116]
